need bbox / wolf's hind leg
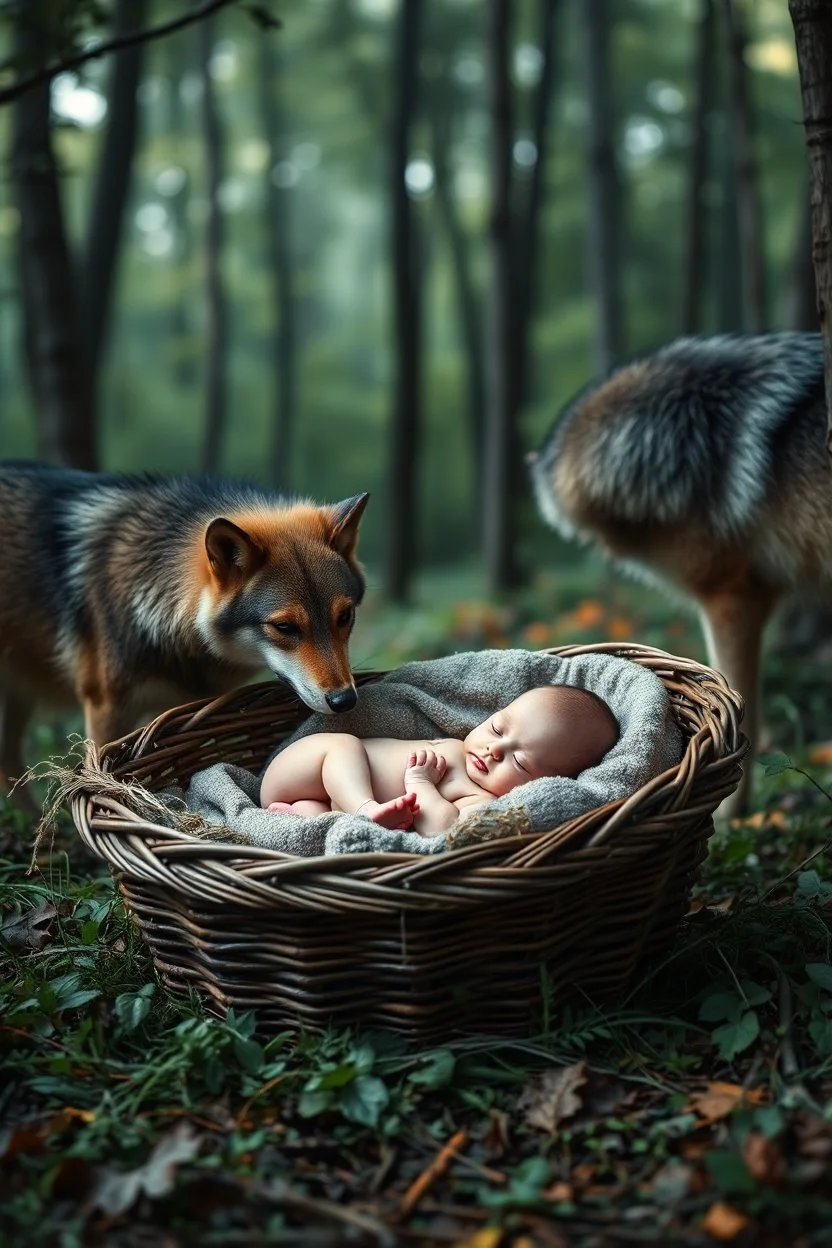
[698,585,779,819]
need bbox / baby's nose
[490,744,504,761]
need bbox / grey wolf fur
[529,331,831,813]
[0,462,369,793]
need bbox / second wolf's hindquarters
[530,332,832,814]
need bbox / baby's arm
[404,748,462,835]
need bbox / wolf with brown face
[529,331,832,814]
[0,462,369,793]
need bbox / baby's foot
[364,793,419,830]
[266,801,298,814]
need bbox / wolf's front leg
[698,584,778,819]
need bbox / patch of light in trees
[405,157,435,197]
[51,75,107,128]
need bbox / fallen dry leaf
[742,1131,785,1187]
[0,1107,95,1163]
[701,1201,752,1240]
[686,1082,766,1126]
[90,1121,201,1216]
[451,1229,504,1248]
[809,742,832,767]
[1,898,57,952]
[517,1061,588,1136]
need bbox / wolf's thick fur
[0,463,369,793]
[529,332,832,813]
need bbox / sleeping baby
[259,684,619,837]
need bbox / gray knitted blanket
[165,648,684,857]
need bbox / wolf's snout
[326,687,357,713]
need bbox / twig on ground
[398,1128,469,1218]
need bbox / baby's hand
[405,748,447,787]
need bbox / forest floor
[3,566,832,1247]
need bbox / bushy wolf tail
[530,332,824,544]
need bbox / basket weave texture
[69,643,747,1041]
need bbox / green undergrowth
[2,584,832,1245]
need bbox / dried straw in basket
[67,643,747,1041]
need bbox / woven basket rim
[67,641,748,882]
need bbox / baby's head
[462,684,619,797]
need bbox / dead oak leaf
[686,1081,767,1126]
[90,1121,201,1217]
[517,1062,588,1136]
[701,1201,752,1241]
[1,898,57,952]
[742,1131,785,1187]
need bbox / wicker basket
[69,643,746,1042]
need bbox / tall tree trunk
[199,14,228,475]
[11,1,96,469]
[386,0,423,603]
[513,0,560,412]
[82,0,147,386]
[682,0,716,334]
[789,0,832,452]
[430,107,485,478]
[787,192,818,331]
[165,35,196,391]
[717,138,743,330]
[483,0,517,593]
[258,33,296,493]
[582,0,622,375]
[722,0,766,331]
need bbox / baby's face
[462,689,567,797]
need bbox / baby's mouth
[471,753,488,775]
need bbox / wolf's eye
[336,605,355,629]
[269,621,300,638]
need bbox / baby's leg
[260,733,348,809]
[266,799,330,816]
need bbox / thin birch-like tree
[789,0,832,452]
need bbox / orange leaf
[809,742,832,766]
[452,1230,504,1248]
[686,1082,766,1125]
[742,1131,785,1187]
[701,1202,751,1240]
[606,616,633,641]
[739,810,787,830]
[573,600,605,629]
[543,1180,574,1202]
[523,622,552,647]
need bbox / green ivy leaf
[698,992,743,1023]
[409,1049,456,1090]
[707,1148,757,1195]
[711,1011,759,1060]
[757,752,792,776]
[234,1037,265,1075]
[806,963,832,992]
[338,1075,390,1126]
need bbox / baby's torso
[364,736,485,803]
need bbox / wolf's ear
[205,517,265,582]
[328,493,370,561]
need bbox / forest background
[0,0,812,635]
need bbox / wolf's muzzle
[325,687,358,713]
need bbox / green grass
[3,578,832,1245]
